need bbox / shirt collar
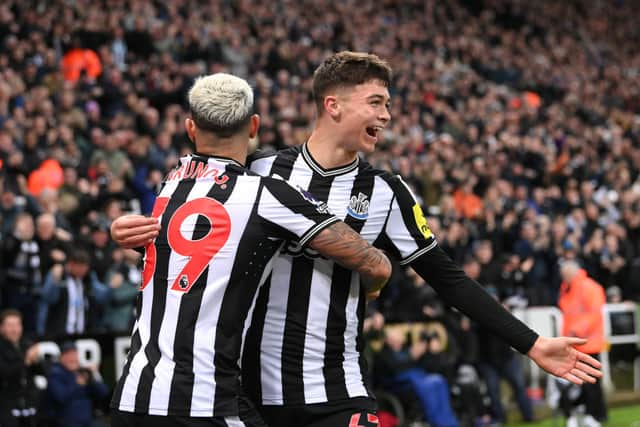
[191,152,245,168]
[301,142,359,177]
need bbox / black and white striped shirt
[111,154,339,417]
[242,143,437,406]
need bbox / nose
[379,107,391,123]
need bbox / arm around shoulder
[307,221,391,292]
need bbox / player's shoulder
[247,149,277,164]
[238,167,263,179]
[248,146,302,165]
[358,160,403,187]
[258,172,299,190]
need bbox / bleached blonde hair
[188,73,254,137]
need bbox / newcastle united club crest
[347,192,369,220]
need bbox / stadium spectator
[1,3,639,301]
[2,0,640,424]
[0,308,41,427]
[34,212,71,279]
[0,212,42,336]
[558,260,608,426]
[80,219,116,283]
[38,249,110,337]
[374,327,459,427]
[463,256,533,424]
[101,248,139,333]
[43,341,109,427]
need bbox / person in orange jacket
[60,37,102,83]
[558,259,608,425]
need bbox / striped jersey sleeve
[258,176,339,246]
[247,150,277,176]
[109,154,341,419]
[379,175,438,265]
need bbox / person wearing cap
[43,340,109,427]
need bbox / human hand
[77,178,91,194]
[75,370,90,385]
[51,264,64,281]
[50,249,67,263]
[24,344,39,366]
[110,215,160,249]
[521,257,534,273]
[527,336,602,385]
[55,227,73,242]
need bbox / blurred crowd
[3,0,638,337]
[1,0,639,424]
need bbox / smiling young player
[109,72,391,427]
[113,52,602,427]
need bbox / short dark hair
[312,51,393,114]
[67,249,90,265]
[0,308,22,325]
[59,340,77,354]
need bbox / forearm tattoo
[310,221,391,279]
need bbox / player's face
[337,80,391,154]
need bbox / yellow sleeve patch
[412,203,433,240]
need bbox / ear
[185,117,196,142]
[249,114,260,139]
[323,95,340,119]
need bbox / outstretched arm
[410,246,601,384]
[308,221,392,293]
[110,215,160,249]
[528,336,602,384]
